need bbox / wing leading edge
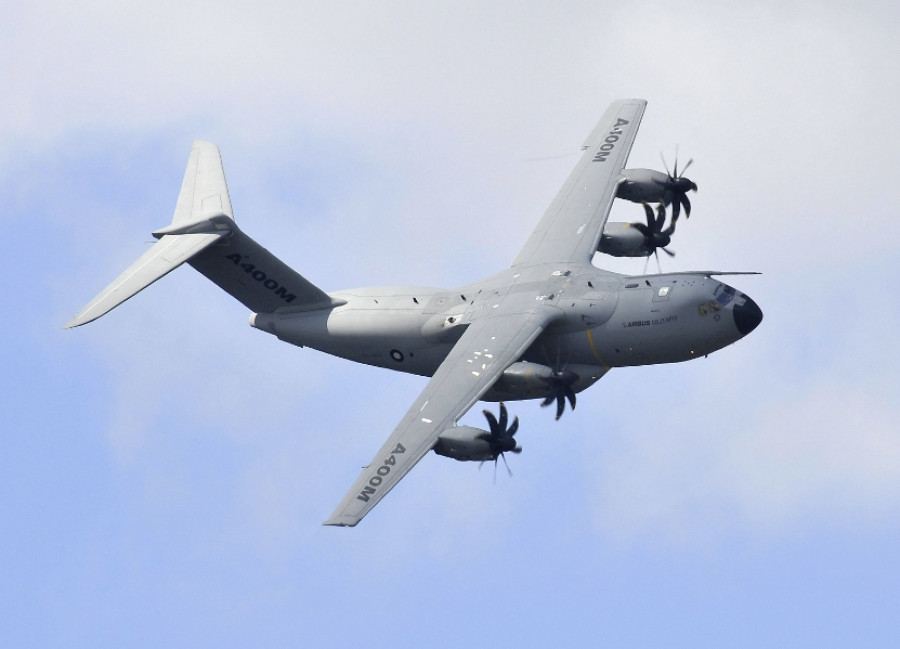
[324,299,560,527]
[326,100,647,526]
[512,98,646,267]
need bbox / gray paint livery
[67,99,762,526]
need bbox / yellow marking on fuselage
[585,329,612,370]
[585,328,611,369]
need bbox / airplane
[66,99,762,527]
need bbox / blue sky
[3,1,899,647]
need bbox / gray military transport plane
[66,99,762,527]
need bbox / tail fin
[66,141,338,328]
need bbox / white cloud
[586,379,900,545]
[585,274,900,545]
[730,380,900,527]
[9,3,900,646]
[12,0,900,552]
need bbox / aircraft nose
[733,294,763,336]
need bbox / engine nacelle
[433,426,495,462]
[615,168,670,204]
[597,221,652,257]
[484,361,609,401]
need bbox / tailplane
[66,141,338,328]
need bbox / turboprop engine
[598,202,676,259]
[434,403,521,463]
[597,221,655,257]
[616,161,697,221]
[485,361,608,419]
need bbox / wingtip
[64,315,89,329]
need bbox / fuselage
[250,263,762,402]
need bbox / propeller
[632,201,677,262]
[478,403,522,477]
[540,369,578,420]
[656,153,698,221]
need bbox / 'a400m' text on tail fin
[65,141,339,329]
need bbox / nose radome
[733,294,763,335]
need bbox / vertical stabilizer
[66,141,339,328]
[172,140,234,225]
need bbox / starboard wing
[324,300,560,527]
[512,99,647,268]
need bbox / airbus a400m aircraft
[67,99,762,527]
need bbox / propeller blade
[481,403,521,463]
[564,385,577,411]
[632,221,651,237]
[539,368,579,420]
[483,409,499,435]
[681,193,692,218]
[660,152,672,176]
[497,402,508,433]
[663,212,677,236]
[499,452,513,477]
[670,195,681,222]
[642,202,655,230]
[654,202,666,231]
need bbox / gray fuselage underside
[251,264,756,387]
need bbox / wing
[324,299,560,527]
[512,99,647,267]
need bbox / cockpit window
[716,285,736,306]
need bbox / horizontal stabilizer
[64,229,228,328]
[67,140,337,328]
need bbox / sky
[3,1,900,647]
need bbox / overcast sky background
[3,1,899,647]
